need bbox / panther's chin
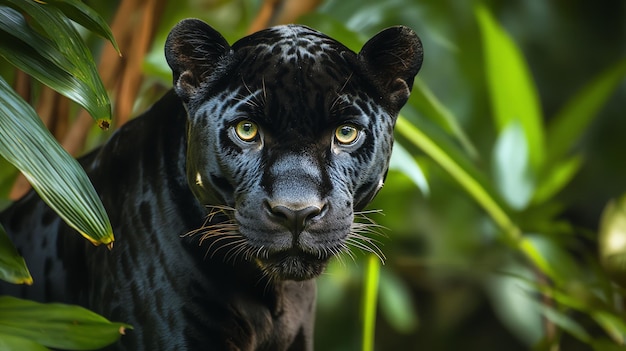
[256,251,330,281]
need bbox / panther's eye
[235,120,259,142]
[334,124,360,145]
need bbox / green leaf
[598,194,626,287]
[379,269,418,333]
[0,296,131,350]
[492,121,534,210]
[0,3,111,126]
[0,76,114,246]
[535,301,591,343]
[0,223,32,285]
[518,234,579,284]
[546,59,626,163]
[409,79,479,160]
[476,4,545,170]
[45,0,120,54]
[389,142,429,196]
[0,333,50,351]
[395,116,519,241]
[532,155,583,205]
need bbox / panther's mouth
[255,249,330,281]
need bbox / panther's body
[0,20,422,350]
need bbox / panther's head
[165,19,422,281]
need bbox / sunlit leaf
[599,194,626,287]
[389,142,429,196]
[547,59,626,163]
[0,76,114,246]
[476,4,545,170]
[45,0,121,54]
[0,296,131,350]
[0,2,111,126]
[492,121,534,210]
[0,223,32,285]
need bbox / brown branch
[247,0,322,34]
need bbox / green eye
[335,124,359,145]
[235,120,259,142]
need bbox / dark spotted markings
[0,19,423,351]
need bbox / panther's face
[165,20,422,281]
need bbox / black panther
[0,19,423,350]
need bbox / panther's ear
[358,26,423,110]
[165,19,231,102]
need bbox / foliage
[0,296,131,351]
[0,0,126,349]
[1,1,626,351]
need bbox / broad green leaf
[0,333,50,351]
[492,121,534,210]
[476,5,545,170]
[0,2,111,127]
[0,76,114,246]
[546,59,626,163]
[361,254,380,351]
[598,194,626,287]
[0,223,32,285]
[45,0,121,54]
[0,296,131,350]
[389,142,429,196]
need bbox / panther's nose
[267,203,325,234]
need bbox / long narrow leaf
[546,59,626,163]
[0,7,102,122]
[0,223,32,285]
[46,0,121,54]
[0,76,113,246]
[0,2,111,127]
[476,5,545,170]
[408,79,479,160]
[396,116,519,239]
[0,296,131,350]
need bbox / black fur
[0,20,422,350]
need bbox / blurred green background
[2,0,626,350]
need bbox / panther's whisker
[345,236,386,263]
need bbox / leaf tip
[98,119,111,131]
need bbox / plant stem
[362,254,381,351]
